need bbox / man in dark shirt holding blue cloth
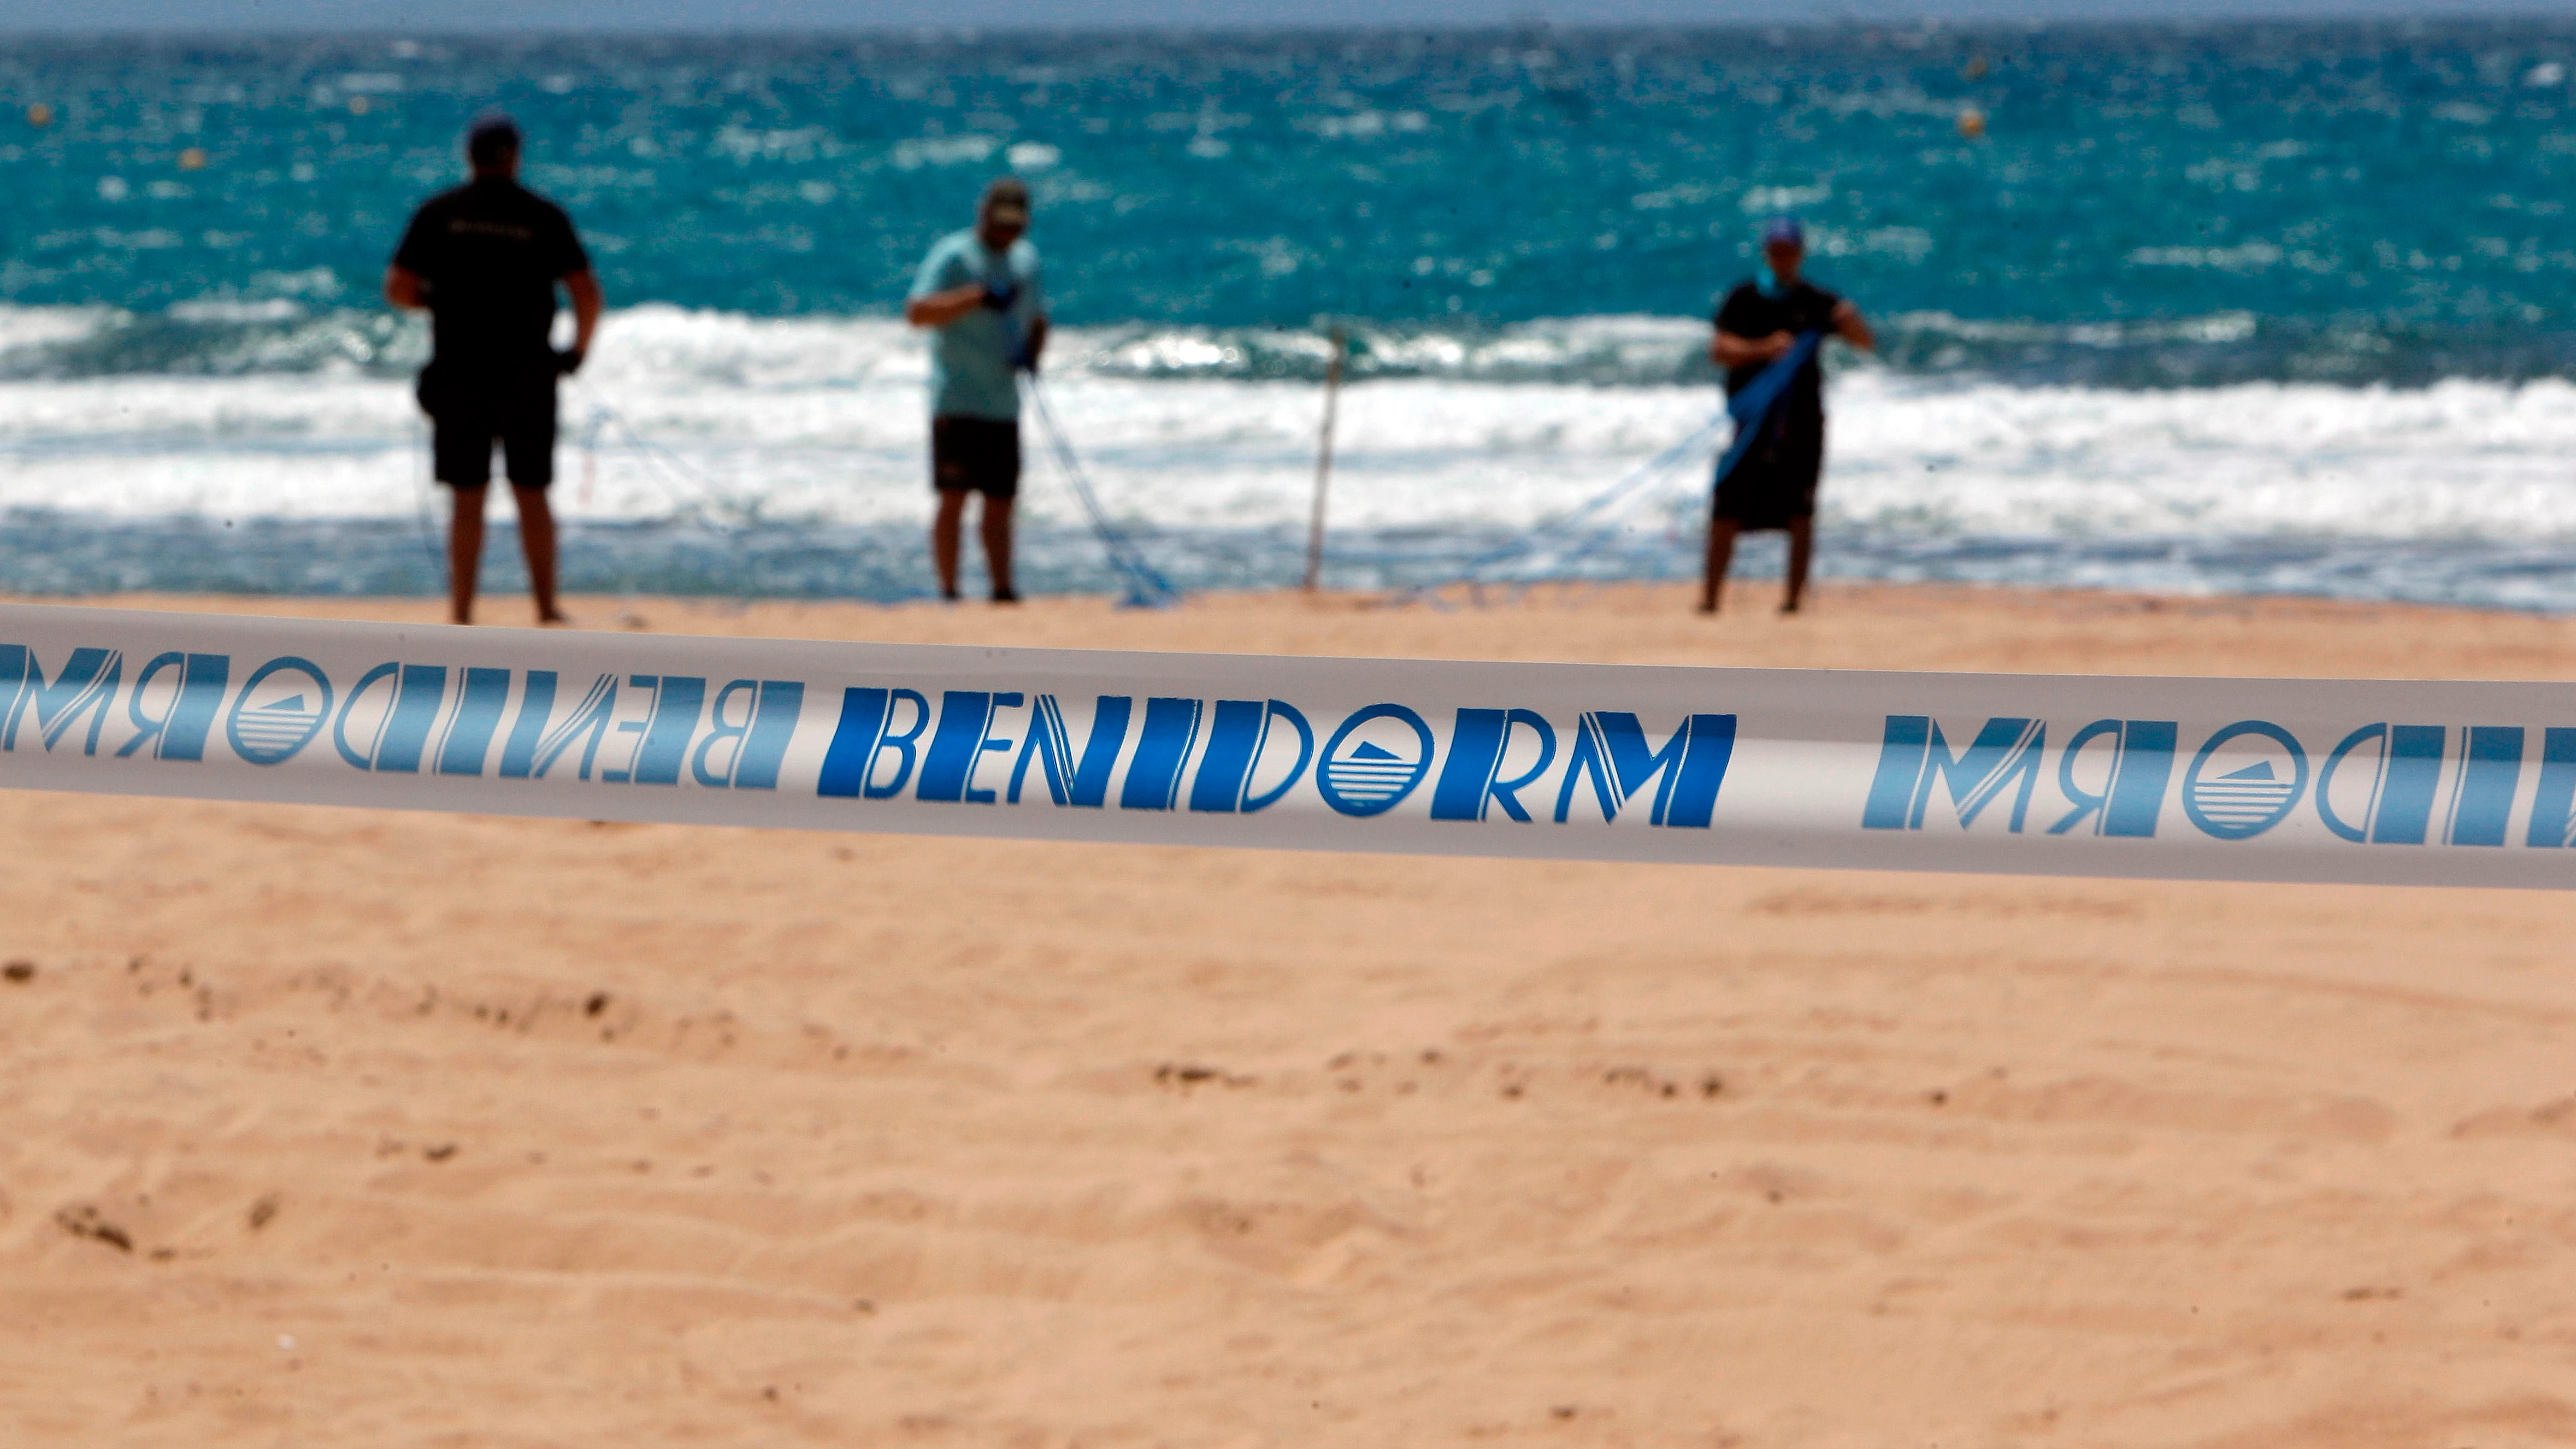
[1702,216,1873,616]
[386,116,602,626]
[905,176,1048,604]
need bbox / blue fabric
[1754,263,1785,300]
[1712,330,1824,487]
[909,229,1046,421]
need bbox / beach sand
[5,581,2575,1447]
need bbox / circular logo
[1316,704,1434,817]
[2182,720,2309,839]
[225,656,334,766]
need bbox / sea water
[2,22,2574,605]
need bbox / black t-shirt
[1714,279,1843,418]
[392,178,590,369]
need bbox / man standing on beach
[1702,216,1873,616]
[386,116,602,626]
[905,177,1047,604]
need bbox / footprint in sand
[55,1204,132,1253]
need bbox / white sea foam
[0,305,121,353]
[2,304,2574,568]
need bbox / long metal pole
[1302,325,1345,594]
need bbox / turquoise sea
[2,21,2574,603]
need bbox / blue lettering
[0,645,123,756]
[1911,717,2046,832]
[2374,724,2447,845]
[499,671,556,779]
[916,691,998,803]
[1861,715,1931,830]
[1009,695,1131,807]
[2048,720,2176,838]
[1121,697,1203,811]
[1434,708,1557,823]
[1553,712,1735,828]
[2451,726,2523,847]
[375,665,450,774]
[332,663,399,768]
[117,651,231,762]
[522,674,621,781]
[964,693,1023,804]
[2527,728,2576,849]
[691,679,804,790]
[692,680,754,787]
[1861,715,2046,832]
[2318,723,2445,844]
[734,681,803,790]
[437,668,512,776]
[1239,702,1314,813]
[1187,699,1313,814]
[627,675,705,787]
[815,686,930,799]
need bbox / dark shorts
[1713,413,1823,532]
[932,416,1021,499]
[418,366,557,491]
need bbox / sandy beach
[5,580,2576,1448]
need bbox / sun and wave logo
[224,656,333,766]
[1316,703,1434,817]
[2179,721,2308,839]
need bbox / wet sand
[4,581,2574,1447]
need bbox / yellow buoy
[1957,107,1987,140]
[178,146,208,170]
[349,94,370,116]
[26,102,52,127]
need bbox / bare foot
[538,610,573,628]
[1779,599,1802,615]
[1695,598,1718,615]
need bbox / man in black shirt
[386,116,602,626]
[1702,216,1873,615]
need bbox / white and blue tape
[2,603,2570,888]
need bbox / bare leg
[447,486,488,626]
[1782,517,1814,614]
[932,490,969,599]
[982,493,1017,602]
[1699,516,1741,614]
[512,485,567,624]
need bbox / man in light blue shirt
[904,176,1048,603]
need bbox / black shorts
[418,365,557,491]
[1713,413,1823,532]
[931,416,1020,499]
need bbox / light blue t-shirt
[909,229,1045,421]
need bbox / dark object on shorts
[554,346,585,375]
[1713,408,1823,531]
[931,416,1021,498]
[418,364,558,490]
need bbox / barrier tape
[3,603,2572,890]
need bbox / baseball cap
[1762,215,1805,246]
[982,176,1031,225]
[467,115,522,167]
